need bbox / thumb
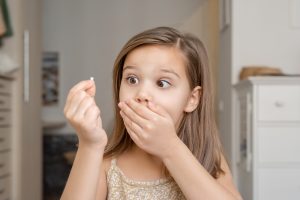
[86,79,96,97]
[148,101,169,117]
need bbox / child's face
[119,45,194,127]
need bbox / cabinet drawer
[258,168,300,200]
[258,85,300,121]
[0,79,11,94]
[0,128,10,151]
[258,126,300,163]
[0,95,11,110]
[0,177,10,200]
[0,112,11,126]
[0,153,10,177]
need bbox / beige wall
[180,0,219,120]
[180,0,219,92]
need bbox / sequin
[106,158,186,200]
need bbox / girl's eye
[157,80,171,88]
[126,76,139,85]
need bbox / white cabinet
[234,77,300,200]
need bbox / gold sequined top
[106,158,186,200]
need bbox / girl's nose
[135,91,152,105]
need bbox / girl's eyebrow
[161,68,181,79]
[123,65,136,71]
[123,65,180,79]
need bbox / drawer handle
[0,84,4,89]
[0,163,4,168]
[274,101,284,107]
[0,137,4,142]
[0,117,4,121]
[0,100,4,104]
[0,188,4,194]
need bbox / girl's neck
[130,144,164,168]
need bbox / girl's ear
[184,86,201,113]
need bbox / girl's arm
[60,80,108,200]
[61,146,107,200]
[162,138,242,200]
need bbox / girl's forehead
[123,45,187,74]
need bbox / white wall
[232,0,300,83]
[218,0,300,180]
[42,0,213,134]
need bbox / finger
[126,99,155,120]
[148,101,169,117]
[86,79,96,97]
[121,111,141,144]
[120,110,144,134]
[65,91,87,117]
[118,101,148,128]
[85,104,101,126]
[67,80,94,103]
[73,95,94,117]
[124,124,140,146]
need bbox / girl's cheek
[119,85,127,102]
[119,90,133,103]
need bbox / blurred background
[0,0,299,199]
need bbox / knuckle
[122,105,128,112]
[83,96,92,105]
[64,112,70,119]
[89,106,98,116]
[69,89,77,97]
[96,107,101,115]
[73,114,82,123]
[65,111,72,120]
[152,117,158,122]
[81,122,89,130]
[142,133,149,141]
[64,111,69,118]
[78,91,86,98]
[145,123,152,130]
[90,104,99,113]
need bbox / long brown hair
[104,27,224,178]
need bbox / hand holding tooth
[64,78,107,150]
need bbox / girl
[61,27,242,200]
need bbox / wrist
[161,137,182,162]
[77,129,108,152]
[78,142,106,153]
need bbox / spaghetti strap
[110,158,117,166]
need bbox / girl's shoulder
[103,150,133,176]
[103,156,115,174]
[103,152,127,174]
